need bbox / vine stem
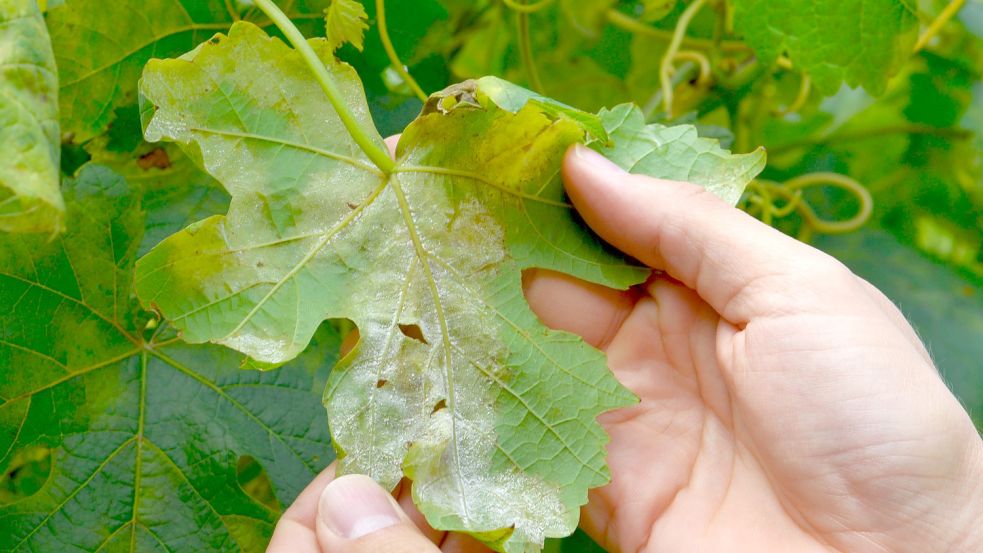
[502,0,555,13]
[605,9,749,52]
[914,0,966,52]
[253,0,394,174]
[516,0,545,93]
[376,0,427,102]
[660,0,707,115]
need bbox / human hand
[267,143,983,553]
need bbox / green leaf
[0,163,338,551]
[325,0,368,51]
[84,140,231,255]
[596,103,766,205]
[0,0,63,234]
[731,0,919,95]
[46,0,332,142]
[133,22,644,550]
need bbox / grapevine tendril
[502,0,555,13]
[515,0,545,93]
[376,0,428,102]
[660,0,708,116]
[773,73,811,116]
[743,173,873,239]
[914,0,966,52]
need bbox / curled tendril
[660,0,708,116]
[772,73,811,116]
[376,0,427,101]
[512,0,545,93]
[671,50,712,85]
[502,0,556,13]
[742,172,873,240]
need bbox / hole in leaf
[236,455,281,511]
[376,379,388,388]
[340,327,360,357]
[0,446,52,505]
[398,323,427,344]
[431,399,447,414]
[137,148,171,170]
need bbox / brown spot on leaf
[376,379,388,388]
[137,148,171,170]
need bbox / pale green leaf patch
[0,0,63,234]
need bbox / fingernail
[572,144,626,175]
[318,475,401,539]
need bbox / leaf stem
[375,0,427,102]
[253,0,394,174]
[516,1,545,93]
[769,124,973,154]
[914,0,966,52]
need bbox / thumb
[315,474,440,553]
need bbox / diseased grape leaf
[325,0,368,51]
[596,103,766,205]
[46,0,332,143]
[0,163,337,551]
[0,0,63,234]
[131,20,765,551]
[731,0,919,95]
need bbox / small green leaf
[325,0,368,51]
[0,0,63,234]
[731,0,919,95]
[596,103,766,205]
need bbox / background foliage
[0,0,980,551]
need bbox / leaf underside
[133,21,763,552]
[0,0,63,234]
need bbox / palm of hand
[526,263,973,553]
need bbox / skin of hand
[266,140,983,553]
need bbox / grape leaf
[132,22,640,551]
[0,163,338,551]
[46,0,332,142]
[596,103,766,205]
[0,0,63,234]
[132,20,765,551]
[731,0,919,95]
[325,0,368,51]
[84,140,231,255]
